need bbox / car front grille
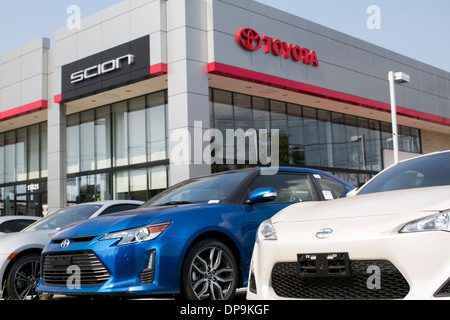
[271,260,409,299]
[43,251,110,287]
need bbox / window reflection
[65,90,169,204]
[210,88,422,182]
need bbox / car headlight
[256,220,277,243]
[100,221,171,246]
[400,212,450,233]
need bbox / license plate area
[49,255,72,266]
[297,253,350,277]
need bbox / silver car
[0,216,41,234]
[0,200,143,300]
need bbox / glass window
[95,106,112,170]
[209,88,422,179]
[5,131,15,183]
[63,92,169,205]
[3,186,15,216]
[234,93,253,130]
[248,173,318,203]
[318,110,332,168]
[96,173,111,201]
[40,123,48,178]
[113,101,129,167]
[315,175,348,199]
[144,171,251,207]
[129,169,147,201]
[149,165,168,190]
[304,107,319,167]
[359,151,450,195]
[380,121,392,150]
[80,110,95,172]
[67,114,80,174]
[67,177,80,205]
[28,125,40,180]
[0,123,46,195]
[24,204,103,231]
[80,174,97,202]
[213,89,234,131]
[0,219,37,233]
[271,101,288,164]
[147,91,167,162]
[16,128,27,181]
[0,133,4,184]
[128,97,147,164]
[331,112,347,168]
[367,120,381,172]
[114,170,129,200]
[287,104,304,165]
[253,97,270,131]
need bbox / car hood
[53,203,220,239]
[272,185,450,224]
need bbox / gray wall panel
[210,0,450,119]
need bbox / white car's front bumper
[247,221,450,300]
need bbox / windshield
[143,172,251,207]
[23,204,102,231]
[358,152,450,195]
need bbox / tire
[180,238,238,300]
[6,253,41,300]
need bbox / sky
[1,0,450,72]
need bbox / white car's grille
[271,260,409,299]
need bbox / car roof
[74,200,144,206]
[0,216,40,222]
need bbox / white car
[0,216,41,234]
[248,151,450,300]
[0,200,143,300]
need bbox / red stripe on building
[150,63,168,76]
[207,62,450,126]
[0,100,48,122]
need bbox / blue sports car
[37,167,354,300]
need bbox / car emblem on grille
[315,228,333,239]
[61,239,71,249]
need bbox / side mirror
[248,188,277,204]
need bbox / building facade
[1,0,450,216]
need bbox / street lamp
[388,71,410,164]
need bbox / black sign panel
[61,35,150,101]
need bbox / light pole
[388,71,410,164]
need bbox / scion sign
[70,54,135,84]
[61,35,150,101]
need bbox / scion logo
[70,54,135,84]
[315,228,333,239]
[236,27,319,67]
[61,239,71,249]
[236,28,262,51]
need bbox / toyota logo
[61,239,71,249]
[315,228,334,239]
[236,28,262,51]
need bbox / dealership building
[1,0,450,216]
